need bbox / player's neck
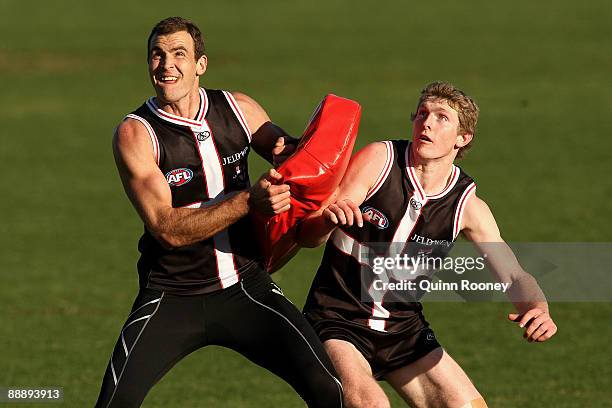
[410,148,455,196]
[155,86,201,120]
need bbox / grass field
[1,0,611,407]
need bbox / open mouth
[158,75,179,84]
[419,134,433,143]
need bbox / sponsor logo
[363,206,389,229]
[196,131,210,142]
[409,197,423,210]
[426,332,436,341]
[165,168,193,187]
[411,234,453,248]
[222,146,249,166]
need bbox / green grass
[1,0,611,406]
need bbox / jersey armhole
[125,114,160,166]
[452,182,477,239]
[222,91,252,144]
[365,141,394,201]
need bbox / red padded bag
[252,94,361,272]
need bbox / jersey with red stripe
[304,140,476,332]
[127,88,260,294]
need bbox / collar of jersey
[146,87,209,128]
[405,142,460,201]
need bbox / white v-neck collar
[146,88,209,128]
[405,142,460,201]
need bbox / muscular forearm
[474,242,549,314]
[507,273,549,314]
[296,214,336,248]
[153,191,250,248]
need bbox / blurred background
[1,0,611,406]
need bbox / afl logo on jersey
[363,206,389,229]
[165,168,193,187]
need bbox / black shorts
[95,269,342,408]
[307,316,441,380]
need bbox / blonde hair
[413,82,479,158]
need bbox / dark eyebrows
[149,45,189,55]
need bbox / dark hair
[147,17,205,60]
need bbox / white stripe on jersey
[213,232,239,288]
[222,91,252,143]
[366,189,426,332]
[331,230,394,332]
[190,120,239,289]
[125,114,159,165]
[364,144,430,332]
[368,302,391,332]
[192,121,225,198]
[331,229,375,267]
[388,191,427,254]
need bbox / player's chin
[413,144,442,159]
[155,87,182,104]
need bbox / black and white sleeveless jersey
[125,88,260,294]
[304,140,477,332]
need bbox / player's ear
[455,132,473,148]
[196,55,207,76]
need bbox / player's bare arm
[113,118,290,248]
[461,194,558,343]
[232,91,298,166]
[297,142,388,248]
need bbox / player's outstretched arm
[296,142,387,248]
[113,118,290,248]
[461,195,557,342]
[232,92,299,167]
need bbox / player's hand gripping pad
[252,94,361,272]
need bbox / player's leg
[95,290,206,408]
[323,339,390,408]
[208,270,343,408]
[384,347,486,408]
